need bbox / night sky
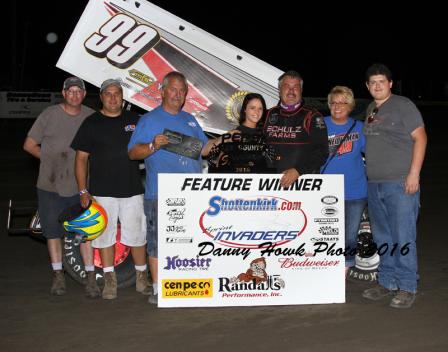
[4,0,447,101]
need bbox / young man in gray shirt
[361,64,427,309]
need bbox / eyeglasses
[367,107,379,123]
[65,89,84,96]
[329,102,349,106]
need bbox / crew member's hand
[80,193,91,208]
[153,134,169,150]
[280,168,300,188]
[405,173,420,194]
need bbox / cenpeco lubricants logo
[162,279,213,298]
[199,195,307,249]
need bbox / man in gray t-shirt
[361,64,427,309]
[24,77,99,298]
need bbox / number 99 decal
[84,14,160,69]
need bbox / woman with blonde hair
[321,86,367,275]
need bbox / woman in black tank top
[208,93,275,173]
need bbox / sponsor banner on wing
[56,0,282,134]
[158,174,345,307]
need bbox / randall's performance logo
[199,195,307,249]
[219,257,285,293]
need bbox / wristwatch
[79,189,89,196]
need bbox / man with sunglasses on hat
[23,77,100,298]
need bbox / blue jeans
[144,199,158,258]
[345,199,367,267]
[368,182,420,293]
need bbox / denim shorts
[37,188,79,239]
[144,198,158,257]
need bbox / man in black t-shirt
[71,79,151,300]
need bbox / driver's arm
[75,150,90,208]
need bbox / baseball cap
[100,79,122,93]
[63,77,86,91]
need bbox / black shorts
[37,188,79,239]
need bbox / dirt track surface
[1,113,447,352]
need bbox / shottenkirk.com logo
[199,195,307,249]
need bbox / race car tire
[13,207,138,288]
[62,225,136,289]
[348,209,379,283]
[347,266,378,282]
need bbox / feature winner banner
[57,0,282,134]
[158,174,345,307]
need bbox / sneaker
[50,270,66,296]
[390,290,416,309]
[102,272,117,300]
[85,271,100,299]
[148,293,158,305]
[135,270,152,295]
[362,284,395,301]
